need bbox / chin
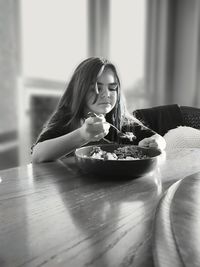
[98,108,112,114]
[89,104,114,115]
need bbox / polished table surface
[154,171,200,267]
[0,148,200,267]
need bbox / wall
[0,0,18,134]
[0,0,19,169]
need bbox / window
[21,0,87,81]
[110,0,147,111]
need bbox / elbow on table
[32,154,45,164]
[31,145,54,163]
[31,152,46,164]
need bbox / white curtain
[145,0,200,108]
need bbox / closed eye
[97,83,118,91]
[108,83,118,91]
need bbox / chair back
[180,106,200,129]
[133,104,200,136]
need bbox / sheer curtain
[146,0,200,108]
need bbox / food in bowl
[88,146,148,160]
[75,144,162,178]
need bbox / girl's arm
[32,128,87,163]
[32,116,110,163]
[128,120,166,150]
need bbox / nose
[100,86,110,98]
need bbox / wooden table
[0,148,200,267]
[154,170,200,267]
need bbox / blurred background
[0,0,200,170]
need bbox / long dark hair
[42,57,137,141]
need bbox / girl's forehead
[97,68,116,84]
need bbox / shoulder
[34,108,72,143]
[44,107,72,131]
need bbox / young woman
[32,57,166,163]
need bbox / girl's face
[85,68,118,116]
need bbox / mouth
[99,102,111,105]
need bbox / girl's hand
[80,115,110,142]
[138,134,166,151]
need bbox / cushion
[164,126,200,150]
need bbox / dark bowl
[75,144,162,179]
